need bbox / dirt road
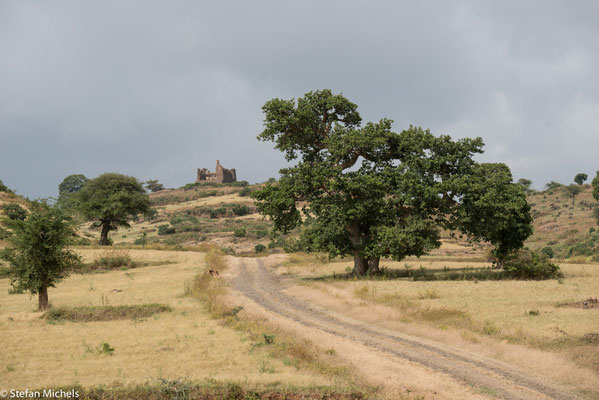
[230,258,577,400]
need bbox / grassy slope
[0,249,347,391]
[525,185,599,258]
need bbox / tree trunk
[368,257,380,274]
[353,253,369,276]
[99,222,111,246]
[38,285,49,311]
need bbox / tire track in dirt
[231,258,577,400]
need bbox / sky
[1,1,598,199]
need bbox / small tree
[145,179,164,193]
[76,173,151,245]
[0,201,81,311]
[545,181,563,190]
[574,173,588,185]
[517,178,533,194]
[565,184,583,206]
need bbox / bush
[233,227,246,237]
[256,229,268,238]
[239,187,252,197]
[157,224,176,235]
[502,249,562,279]
[540,246,554,259]
[568,242,594,257]
[94,250,135,269]
[255,244,266,253]
[231,204,251,216]
[0,179,13,194]
[1,203,27,221]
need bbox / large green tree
[592,170,599,202]
[76,173,150,245]
[253,90,532,275]
[1,201,81,310]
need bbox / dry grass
[287,258,599,394]
[0,249,335,390]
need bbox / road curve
[231,258,578,400]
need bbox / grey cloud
[1,1,598,198]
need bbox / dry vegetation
[0,248,363,397]
[277,253,599,396]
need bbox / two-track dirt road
[229,257,578,400]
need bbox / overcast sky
[1,1,598,199]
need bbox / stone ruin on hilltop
[196,160,237,184]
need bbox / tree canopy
[574,173,588,185]
[1,201,80,310]
[592,171,599,202]
[58,174,89,196]
[76,173,150,245]
[145,179,164,193]
[564,184,583,206]
[253,90,532,275]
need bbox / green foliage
[502,249,562,280]
[253,89,532,274]
[233,227,246,237]
[255,243,266,253]
[239,187,252,197]
[456,163,532,261]
[76,173,150,245]
[144,179,164,192]
[58,174,88,196]
[564,184,583,206]
[545,181,563,190]
[144,208,158,221]
[574,173,588,185]
[231,204,250,216]
[157,224,175,235]
[540,246,554,259]
[0,179,14,194]
[0,201,81,310]
[592,171,599,203]
[517,178,533,193]
[1,203,27,221]
[96,342,114,355]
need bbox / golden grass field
[277,254,599,395]
[0,249,336,391]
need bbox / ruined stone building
[196,160,237,183]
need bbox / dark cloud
[1,1,598,198]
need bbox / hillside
[2,179,596,260]
[526,184,599,259]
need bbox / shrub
[233,227,246,237]
[231,204,251,216]
[239,187,252,197]
[540,246,554,259]
[255,229,268,238]
[590,227,596,234]
[157,224,176,235]
[0,179,13,194]
[255,244,266,253]
[94,250,135,269]
[568,242,594,257]
[502,249,562,279]
[1,203,27,221]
